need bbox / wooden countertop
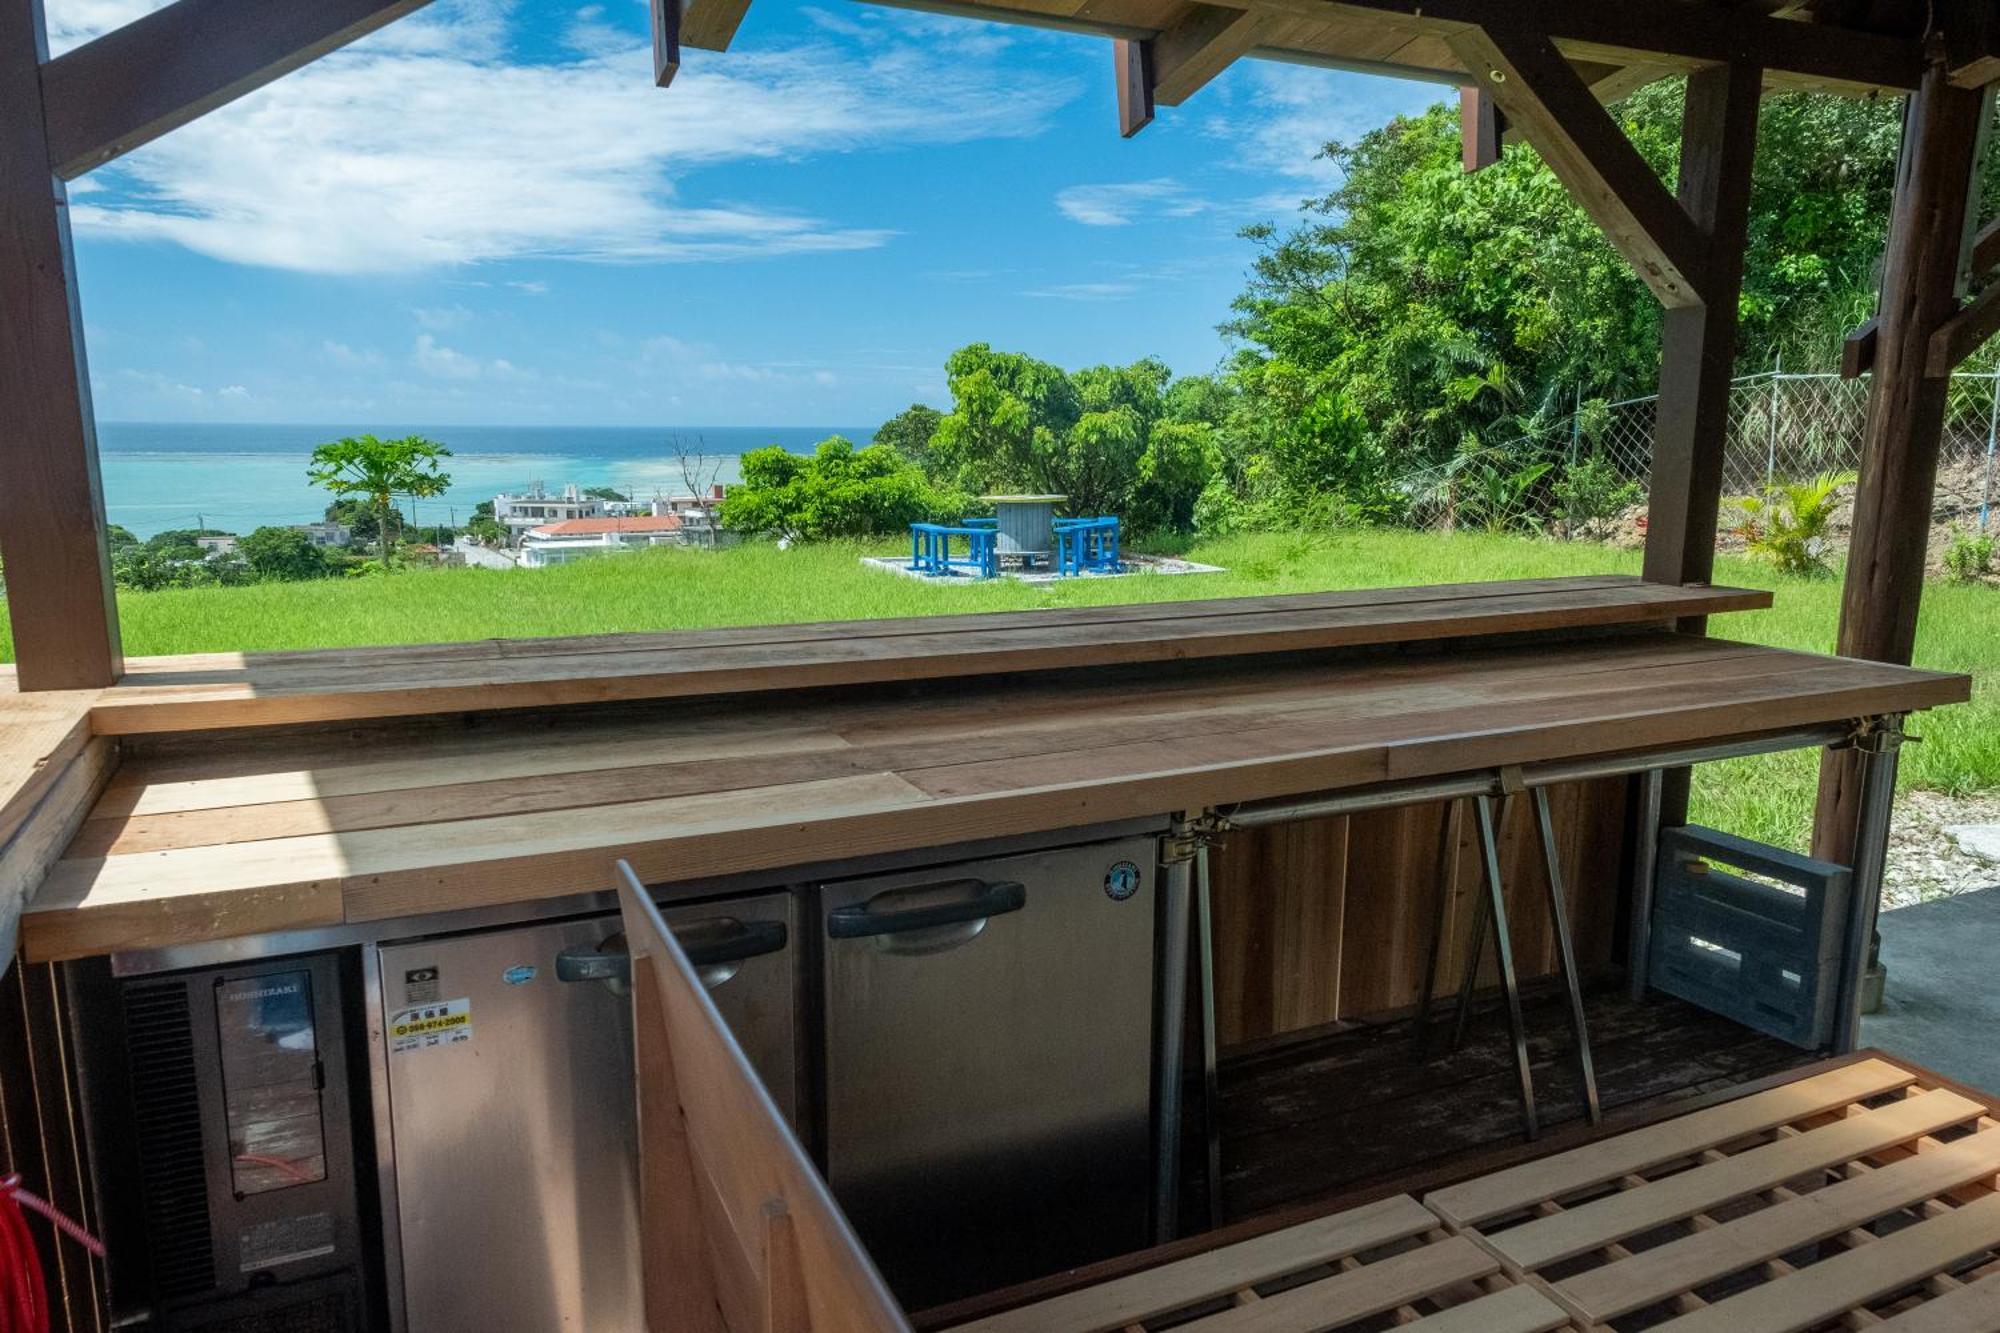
[68,575,1766,734]
[22,631,1967,962]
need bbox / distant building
[519,515,683,568]
[493,484,606,546]
[293,520,352,548]
[195,534,239,558]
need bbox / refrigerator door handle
[556,920,789,990]
[826,879,1026,951]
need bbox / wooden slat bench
[615,859,2000,1333]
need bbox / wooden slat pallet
[1425,1056,2000,1332]
[946,1194,1577,1333]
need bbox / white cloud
[1205,63,1445,204]
[43,0,170,54]
[322,340,384,368]
[1026,281,1141,302]
[1055,180,1208,227]
[218,383,249,398]
[412,304,474,331]
[65,3,1080,274]
[413,333,485,379]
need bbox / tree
[464,514,507,546]
[307,434,451,567]
[582,486,628,502]
[670,433,725,545]
[720,437,958,540]
[240,526,329,581]
[873,404,943,464]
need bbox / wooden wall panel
[1209,778,1629,1048]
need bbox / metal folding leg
[1194,842,1223,1230]
[1533,787,1601,1124]
[1835,717,1904,1053]
[1411,800,1461,1060]
[1439,794,1539,1139]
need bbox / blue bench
[1054,517,1121,576]
[908,523,998,578]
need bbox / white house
[195,534,239,558]
[293,520,352,548]
[493,484,605,546]
[518,515,683,568]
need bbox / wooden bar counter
[8,576,1962,967]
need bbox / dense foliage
[718,437,963,540]
[307,433,452,565]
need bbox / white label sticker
[388,997,472,1054]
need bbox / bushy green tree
[240,526,329,581]
[719,437,959,540]
[873,404,944,465]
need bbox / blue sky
[52,0,1443,428]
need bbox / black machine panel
[73,952,377,1331]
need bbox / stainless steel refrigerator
[819,835,1158,1309]
[376,892,794,1332]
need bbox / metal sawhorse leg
[1414,788,1601,1139]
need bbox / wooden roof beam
[1114,38,1155,138]
[1229,0,1924,93]
[1153,3,1267,106]
[1460,85,1502,171]
[681,0,753,53]
[653,0,680,86]
[41,0,436,180]
[1939,0,2000,89]
[1447,22,1712,308]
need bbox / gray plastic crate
[1648,825,1852,1049]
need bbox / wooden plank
[1653,1190,2000,1333]
[1152,4,1267,105]
[1114,37,1154,136]
[618,866,910,1332]
[946,1194,1436,1333]
[1447,21,1708,309]
[41,0,436,179]
[0,736,113,963]
[1212,814,1347,1044]
[1425,1057,1919,1226]
[1176,1234,1496,1332]
[1403,1284,1571,1333]
[1490,1086,1988,1269]
[1643,60,1762,590]
[1560,1125,2000,1322]
[0,0,122,691]
[1878,1269,2000,1331]
[1844,315,1881,379]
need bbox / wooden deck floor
[1198,984,1819,1226]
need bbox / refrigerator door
[819,837,1157,1309]
[379,893,793,1332]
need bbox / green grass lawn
[15,529,1993,848]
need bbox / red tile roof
[533,515,681,536]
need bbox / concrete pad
[1946,824,2000,864]
[1862,884,2000,1095]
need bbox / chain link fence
[1399,370,2000,543]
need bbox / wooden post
[0,0,121,689]
[1813,62,1989,866]
[1641,61,1762,592]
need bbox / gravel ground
[1883,789,2000,909]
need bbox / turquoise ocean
[96,422,869,538]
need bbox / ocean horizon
[96,421,874,538]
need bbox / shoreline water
[97,422,871,538]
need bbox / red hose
[0,1173,106,1333]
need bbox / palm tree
[307,434,452,567]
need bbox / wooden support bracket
[1927,281,2000,376]
[681,0,753,53]
[1842,316,1880,379]
[1448,22,1712,308]
[652,0,681,86]
[41,0,437,180]
[1940,0,2000,89]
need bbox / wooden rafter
[1152,4,1266,107]
[1927,281,2000,375]
[41,0,436,180]
[1114,39,1155,139]
[1447,22,1711,308]
[1939,0,2000,89]
[1460,85,1503,172]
